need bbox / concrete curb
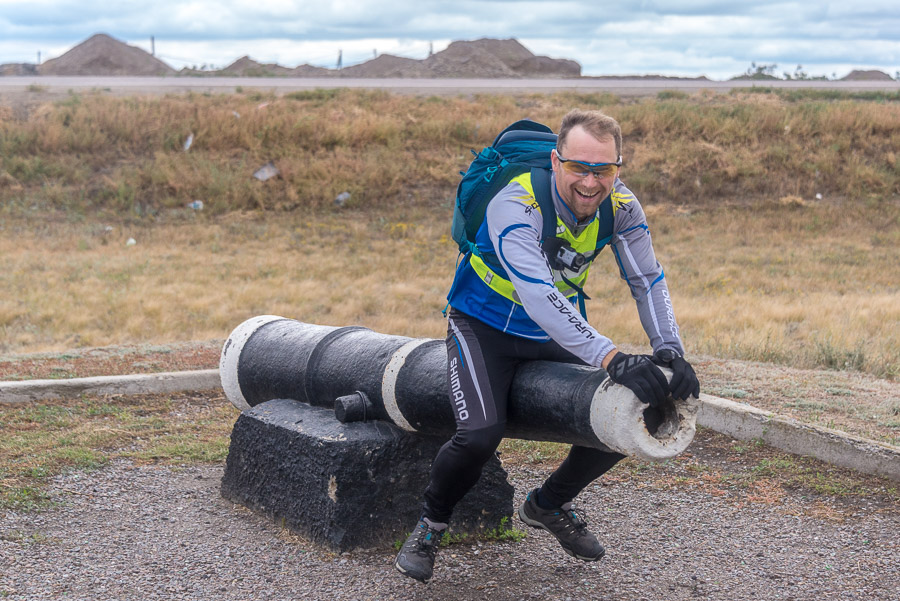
[698,394,900,482]
[0,370,220,403]
[1,370,897,481]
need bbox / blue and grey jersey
[448,171,685,369]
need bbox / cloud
[0,0,897,79]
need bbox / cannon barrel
[220,316,699,461]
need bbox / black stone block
[221,398,515,552]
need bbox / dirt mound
[458,38,535,66]
[19,34,581,79]
[221,56,294,77]
[512,55,581,78]
[423,41,520,78]
[336,38,580,78]
[424,38,580,78]
[841,69,893,81]
[176,67,211,76]
[339,54,431,78]
[38,33,174,76]
[291,64,334,77]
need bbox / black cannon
[220,315,699,459]
[218,316,699,551]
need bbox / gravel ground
[2,445,898,601]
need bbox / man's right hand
[605,352,669,408]
[650,349,700,401]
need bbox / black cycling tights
[422,309,625,524]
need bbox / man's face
[550,126,619,221]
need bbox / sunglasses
[555,152,622,179]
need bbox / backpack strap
[532,167,588,316]
[530,167,556,243]
[533,169,624,318]
[595,194,614,251]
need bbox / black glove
[605,352,669,408]
[651,349,700,401]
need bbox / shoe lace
[567,506,589,532]
[552,503,588,535]
[411,524,443,557]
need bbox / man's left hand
[651,349,700,401]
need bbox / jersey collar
[551,171,598,233]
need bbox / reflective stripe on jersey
[446,170,684,359]
[467,172,598,306]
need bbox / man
[395,109,700,583]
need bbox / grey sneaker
[518,489,605,561]
[394,518,446,583]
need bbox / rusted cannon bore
[220,315,699,461]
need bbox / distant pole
[429,42,433,57]
[37,51,41,64]
[151,36,155,56]
[373,48,377,58]
[337,49,342,70]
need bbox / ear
[550,148,561,172]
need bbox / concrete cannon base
[221,399,515,552]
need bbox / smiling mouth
[575,187,600,200]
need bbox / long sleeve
[485,186,616,367]
[608,192,685,354]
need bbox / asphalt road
[1,76,898,97]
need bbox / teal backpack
[448,119,616,315]
[451,119,558,259]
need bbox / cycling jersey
[448,170,685,366]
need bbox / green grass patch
[734,452,891,498]
[0,393,237,511]
[444,516,527,546]
[657,90,689,100]
[53,447,108,470]
[751,457,798,475]
[785,400,828,411]
[18,404,77,428]
[0,530,50,544]
[284,88,344,103]
[825,387,856,397]
[733,438,767,455]
[814,338,868,371]
[498,439,569,464]
[131,435,230,462]
[0,486,53,511]
[715,388,750,399]
[804,471,857,496]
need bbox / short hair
[557,109,622,158]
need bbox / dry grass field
[0,88,898,377]
[1,196,897,379]
[2,88,899,215]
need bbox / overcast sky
[1,1,898,80]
